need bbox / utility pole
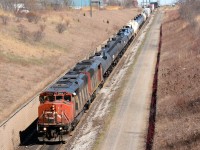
[90,0,100,17]
[90,0,92,17]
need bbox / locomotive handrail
[62,111,70,123]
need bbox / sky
[138,0,176,6]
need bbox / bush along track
[146,24,162,150]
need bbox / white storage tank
[150,4,155,11]
[144,8,151,17]
[127,20,139,35]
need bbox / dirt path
[100,12,163,150]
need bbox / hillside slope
[0,8,139,123]
[154,8,200,149]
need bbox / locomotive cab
[39,93,72,103]
[37,92,75,142]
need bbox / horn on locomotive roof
[102,51,107,60]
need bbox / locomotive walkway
[100,12,163,150]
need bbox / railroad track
[18,12,155,150]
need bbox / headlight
[51,105,55,111]
[59,127,62,130]
[43,127,47,131]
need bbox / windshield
[64,95,71,102]
[40,94,71,103]
[48,95,55,101]
[56,96,62,100]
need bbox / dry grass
[0,8,140,123]
[153,8,200,150]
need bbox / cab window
[56,96,63,100]
[39,96,45,103]
[48,96,55,102]
[64,95,71,102]
[40,95,55,102]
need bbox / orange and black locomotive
[37,13,146,142]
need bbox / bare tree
[107,0,120,6]
[179,0,200,34]
[24,0,37,11]
[123,0,135,8]
[179,0,200,22]
[0,0,15,11]
[0,15,9,25]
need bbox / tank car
[134,14,145,28]
[144,8,151,17]
[127,20,139,36]
[142,12,147,21]
[93,28,130,77]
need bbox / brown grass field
[153,8,200,149]
[0,8,140,123]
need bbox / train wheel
[84,100,91,111]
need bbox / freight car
[134,14,145,27]
[37,12,149,142]
[144,8,151,18]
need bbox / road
[100,12,163,150]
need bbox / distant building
[150,2,159,8]
[70,0,104,8]
[70,0,90,8]
[39,0,103,9]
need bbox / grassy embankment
[154,5,200,150]
[0,7,139,123]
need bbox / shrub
[42,16,47,22]
[32,30,44,42]
[179,0,200,34]
[0,15,9,25]
[60,15,64,21]
[18,24,30,41]
[26,12,40,24]
[15,17,21,23]
[18,24,45,42]
[40,24,46,32]
[179,0,200,23]
[56,23,66,33]
[65,19,70,26]
[32,24,46,42]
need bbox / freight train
[37,10,151,142]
